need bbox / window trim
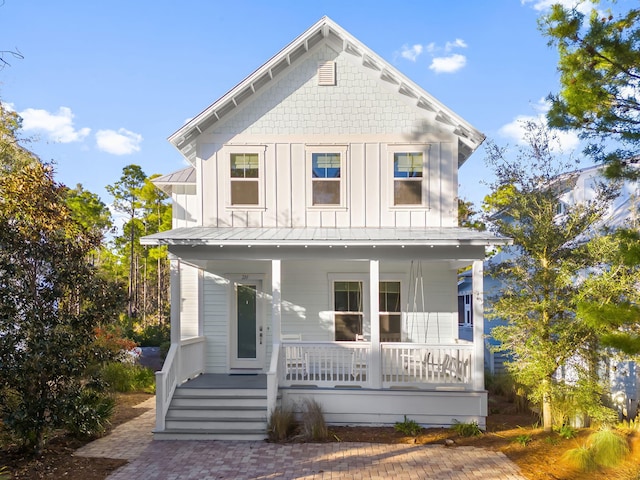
[306,145,348,210]
[387,144,430,209]
[328,273,405,341]
[225,145,266,210]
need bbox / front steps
[155,385,270,440]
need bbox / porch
[155,335,486,439]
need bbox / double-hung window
[312,153,341,205]
[379,281,401,341]
[393,152,423,205]
[230,153,260,206]
[306,145,347,208]
[334,281,363,341]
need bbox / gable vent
[318,61,336,86]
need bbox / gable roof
[169,16,484,166]
[152,166,196,194]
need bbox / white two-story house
[142,16,510,440]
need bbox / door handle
[259,326,263,345]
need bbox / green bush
[300,398,328,441]
[160,341,171,360]
[394,415,422,436]
[451,420,483,437]
[590,428,630,468]
[63,387,115,439]
[267,403,297,442]
[514,433,532,446]
[563,428,630,471]
[554,424,578,439]
[101,361,156,393]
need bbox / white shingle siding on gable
[213,46,431,136]
[196,45,458,231]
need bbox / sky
[0,0,630,214]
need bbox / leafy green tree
[65,183,113,237]
[0,102,34,172]
[458,197,485,230]
[542,4,640,178]
[107,165,146,317]
[577,231,640,356]
[484,122,616,431]
[0,161,125,453]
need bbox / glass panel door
[237,284,257,359]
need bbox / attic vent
[318,61,336,86]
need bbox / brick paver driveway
[76,397,526,479]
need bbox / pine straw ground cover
[1,393,639,480]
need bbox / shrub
[63,387,115,439]
[563,428,630,471]
[514,433,532,446]
[451,420,482,437]
[394,416,422,436]
[267,403,297,442]
[564,445,598,472]
[0,466,9,480]
[300,398,328,441]
[554,424,577,439]
[101,361,156,394]
[589,428,630,468]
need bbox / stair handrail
[155,342,180,432]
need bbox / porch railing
[278,341,473,389]
[155,336,205,432]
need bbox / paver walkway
[76,397,526,480]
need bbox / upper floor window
[393,152,423,205]
[312,153,341,205]
[306,145,348,209]
[230,153,259,205]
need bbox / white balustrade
[155,336,205,432]
[278,341,474,389]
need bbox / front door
[231,281,265,369]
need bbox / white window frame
[387,144,430,209]
[306,145,348,210]
[328,273,404,341]
[225,145,266,210]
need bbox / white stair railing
[155,336,205,432]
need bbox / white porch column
[472,260,485,391]
[369,260,381,388]
[169,255,181,345]
[271,259,282,344]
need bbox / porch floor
[180,373,267,389]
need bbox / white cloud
[498,100,580,152]
[429,54,467,74]
[400,44,424,62]
[521,0,597,15]
[445,38,467,52]
[19,106,90,143]
[95,128,143,155]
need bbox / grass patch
[563,428,630,471]
[394,416,422,436]
[101,362,155,394]
[300,398,328,441]
[451,420,482,437]
[267,404,297,442]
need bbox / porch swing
[406,260,441,344]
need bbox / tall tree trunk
[542,379,553,432]
[128,214,134,318]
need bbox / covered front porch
[142,227,508,437]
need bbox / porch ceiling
[141,226,510,247]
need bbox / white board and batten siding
[198,259,459,373]
[195,43,460,230]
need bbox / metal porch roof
[141,227,511,247]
